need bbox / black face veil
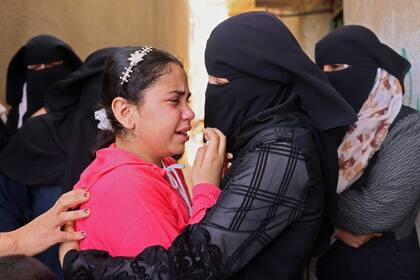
[204,12,356,153]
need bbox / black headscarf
[315,25,411,112]
[5,35,82,135]
[0,48,118,189]
[204,12,356,153]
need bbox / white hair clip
[119,46,153,85]
[94,108,113,131]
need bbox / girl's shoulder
[80,165,173,214]
[108,163,170,191]
[77,160,170,196]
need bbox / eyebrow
[168,90,192,97]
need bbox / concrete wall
[0,0,189,103]
[283,13,331,59]
[344,0,420,110]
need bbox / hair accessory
[94,108,113,131]
[119,46,153,85]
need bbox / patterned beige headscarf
[337,68,402,193]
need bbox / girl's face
[132,63,194,164]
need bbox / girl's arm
[189,183,220,224]
[188,127,225,224]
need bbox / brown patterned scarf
[337,69,402,193]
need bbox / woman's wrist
[9,223,39,256]
[10,226,28,255]
[0,231,19,256]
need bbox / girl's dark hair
[95,46,183,150]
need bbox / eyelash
[170,97,191,102]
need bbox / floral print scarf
[337,68,402,193]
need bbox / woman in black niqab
[202,11,357,279]
[5,35,81,138]
[0,48,117,189]
[315,25,420,280]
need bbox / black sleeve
[64,139,310,279]
[64,224,222,280]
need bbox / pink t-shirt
[74,144,220,257]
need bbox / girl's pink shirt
[74,144,220,257]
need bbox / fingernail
[80,231,86,238]
[83,208,90,215]
[84,192,89,198]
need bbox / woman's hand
[335,228,382,248]
[12,189,90,257]
[192,127,226,186]
[223,152,234,178]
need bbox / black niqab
[0,48,118,189]
[204,12,356,154]
[315,25,411,112]
[5,35,82,134]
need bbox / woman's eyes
[208,76,229,85]
[323,64,350,72]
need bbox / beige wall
[0,0,189,103]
